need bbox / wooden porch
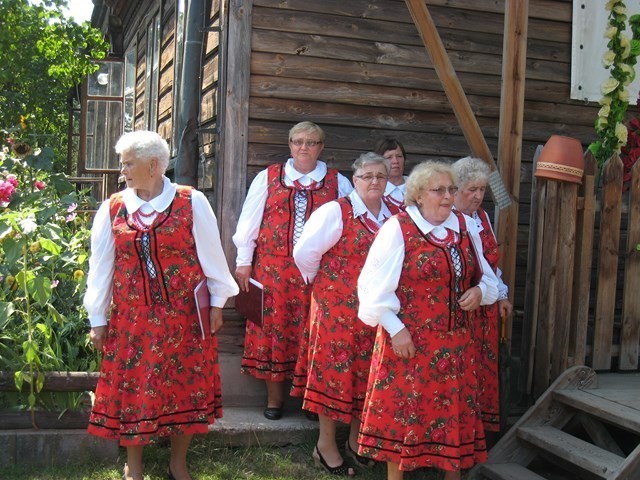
[472,366,640,479]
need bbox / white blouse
[469,210,509,300]
[293,190,393,283]
[83,176,239,328]
[357,206,499,337]
[384,176,408,204]
[232,158,354,266]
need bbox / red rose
[377,364,389,380]
[329,258,341,271]
[431,428,445,443]
[436,358,450,373]
[169,276,183,290]
[264,295,274,308]
[359,336,373,351]
[335,349,349,362]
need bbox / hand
[390,327,416,359]
[498,298,513,318]
[210,307,223,334]
[458,286,482,311]
[235,265,252,292]
[90,326,108,352]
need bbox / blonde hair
[288,121,325,143]
[405,161,456,206]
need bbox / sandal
[313,444,356,476]
[345,440,376,468]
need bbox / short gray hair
[452,156,490,189]
[352,152,391,174]
[115,131,170,174]
[405,161,456,206]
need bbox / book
[235,278,264,328]
[194,279,210,339]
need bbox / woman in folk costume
[375,137,408,210]
[292,152,399,476]
[452,156,513,435]
[233,121,353,420]
[356,161,499,480]
[84,131,239,480]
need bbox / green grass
[2,431,451,479]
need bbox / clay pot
[534,135,585,184]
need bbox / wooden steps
[469,366,640,480]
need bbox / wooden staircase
[470,366,640,480]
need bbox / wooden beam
[403,1,498,172]
[496,0,530,352]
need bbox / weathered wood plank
[0,372,99,392]
[517,425,624,476]
[570,152,596,367]
[620,161,640,370]
[474,462,548,480]
[593,154,624,370]
[575,412,626,457]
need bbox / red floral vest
[476,208,500,272]
[109,186,205,307]
[255,163,339,257]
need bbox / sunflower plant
[588,0,640,169]
[0,132,99,414]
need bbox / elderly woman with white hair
[356,161,499,480]
[84,130,239,480]
[452,156,513,435]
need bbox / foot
[344,439,375,468]
[313,444,355,476]
[304,410,319,421]
[123,463,143,480]
[263,406,283,420]
[167,464,192,480]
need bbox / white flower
[613,4,627,15]
[599,95,613,105]
[605,25,618,39]
[602,50,616,67]
[620,35,632,59]
[620,63,636,84]
[601,77,620,94]
[597,116,609,129]
[615,122,628,144]
[619,88,630,103]
[606,0,622,9]
[598,104,611,118]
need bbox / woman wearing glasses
[233,121,353,420]
[356,161,499,480]
[452,156,513,437]
[291,152,399,476]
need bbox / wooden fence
[523,151,640,399]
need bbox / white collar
[384,177,407,196]
[349,190,392,223]
[406,205,460,235]
[284,158,328,183]
[121,176,176,213]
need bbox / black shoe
[263,406,283,420]
[312,444,355,476]
[304,411,319,421]
[167,467,177,480]
[345,440,375,468]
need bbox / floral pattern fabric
[357,211,487,472]
[474,208,501,432]
[88,187,222,446]
[241,164,339,381]
[291,198,377,424]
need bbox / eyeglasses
[290,139,323,147]
[355,174,389,183]
[426,186,459,196]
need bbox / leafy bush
[0,135,99,411]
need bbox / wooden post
[620,161,640,369]
[592,154,624,370]
[496,0,529,350]
[217,0,252,272]
[403,0,501,186]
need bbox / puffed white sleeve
[465,215,500,305]
[357,217,406,337]
[232,169,269,266]
[83,200,115,328]
[293,201,343,283]
[483,218,509,300]
[337,173,354,197]
[192,190,240,307]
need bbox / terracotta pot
[534,135,585,184]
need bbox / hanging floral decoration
[588,0,640,169]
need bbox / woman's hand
[498,298,513,318]
[210,307,223,334]
[90,326,108,351]
[458,286,482,311]
[391,327,416,359]
[235,265,252,292]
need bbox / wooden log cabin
[80,0,639,416]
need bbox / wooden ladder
[470,365,640,480]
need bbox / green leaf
[39,238,61,255]
[30,276,52,307]
[26,147,54,171]
[0,302,15,326]
[14,371,23,392]
[0,220,12,238]
[2,237,25,265]
[35,372,45,393]
[28,393,36,408]
[23,340,39,364]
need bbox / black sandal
[313,444,356,476]
[345,440,376,468]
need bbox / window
[171,0,187,156]
[123,47,136,133]
[79,59,124,172]
[145,12,162,130]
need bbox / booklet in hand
[236,278,264,328]
[194,279,210,339]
